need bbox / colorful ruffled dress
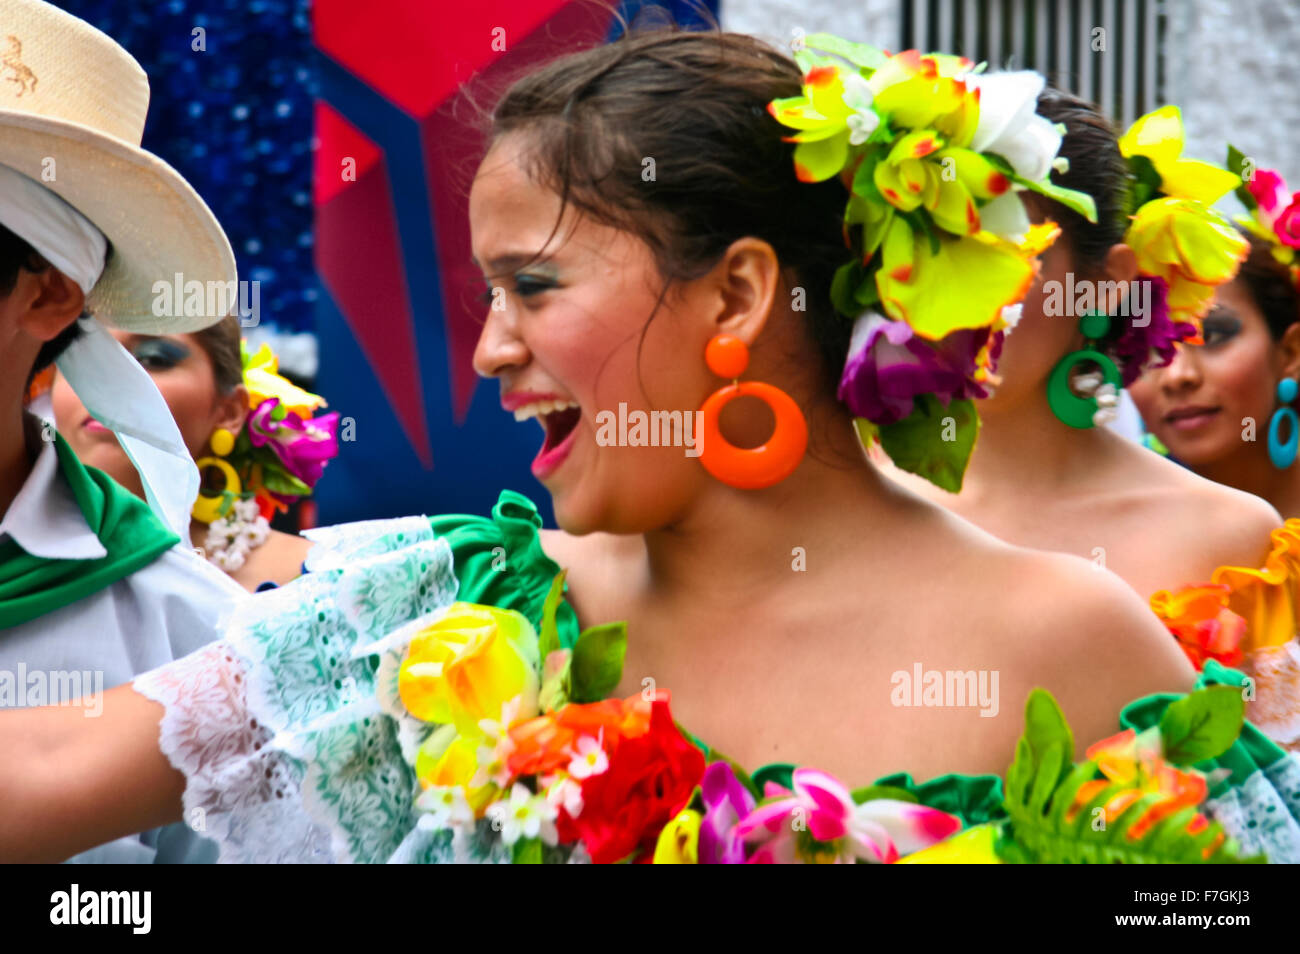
[133,492,1300,863]
[1151,520,1300,752]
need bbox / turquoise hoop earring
[1268,378,1299,469]
[1046,312,1123,429]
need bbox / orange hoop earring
[697,334,808,490]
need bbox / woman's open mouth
[511,398,581,479]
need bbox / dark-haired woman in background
[1130,167,1300,748]
[883,95,1300,749]
[50,316,336,590]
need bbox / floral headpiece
[1225,145,1300,292]
[1118,107,1248,339]
[767,34,1096,491]
[225,340,341,519]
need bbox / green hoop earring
[1046,312,1122,429]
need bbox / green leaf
[852,417,879,449]
[850,148,883,203]
[877,395,980,493]
[257,466,311,497]
[511,837,543,864]
[1159,686,1245,766]
[830,260,861,318]
[1226,144,1258,212]
[1011,173,1098,224]
[998,689,1259,863]
[802,32,888,70]
[537,570,567,659]
[850,784,919,805]
[568,621,627,703]
[1125,153,1162,210]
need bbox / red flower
[556,696,705,864]
[1274,196,1300,249]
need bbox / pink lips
[1164,405,1220,432]
[82,416,111,435]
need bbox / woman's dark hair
[1236,232,1300,340]
[191,314,245,395]
[488,27,852,395]
[1035,86,1132,268]
[0,222,85,379]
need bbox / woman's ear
[705,236,781,346]
[1102,242,1140,288]
[1277,322,1300,380]
[211,383,249,442]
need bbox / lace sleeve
[133,515,460,863]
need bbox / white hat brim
[0,108,238,334]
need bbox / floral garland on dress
[376,573,1260,864]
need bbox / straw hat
[0,0,237,332]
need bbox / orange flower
[1149,583,1246,669]
[504,691,661,778]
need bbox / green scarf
[0,436,179,629]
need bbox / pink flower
[1275,196,1300,249]
[732,767,962,864]
[698,761,756,864]
[247,398,341,488]
[1246,168,1290,226]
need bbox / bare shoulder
[1127,446,1282,569]
[987,546,1196,745]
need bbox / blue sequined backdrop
[54,0,319,336]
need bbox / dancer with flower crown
[1127,152,1300,752]
[51,315,341,589]
[5,27,1300,865]
[871,74,1300,753]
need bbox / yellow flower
[895,822,1002,863]
[1118,106,1240,205]
[1125,197,1248,327]
[652,809,702,864]
[398,602,540,737]
[875,215,1035,339]
[414,724,497,815]
[243,342,327,417]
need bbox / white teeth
[512,399,579,423]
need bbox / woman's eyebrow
[470,251,552,274]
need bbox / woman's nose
[472,305,529,379]
[1159,342,1203,393]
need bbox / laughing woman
[4,30,1300,865]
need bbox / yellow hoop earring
[192,456,242,524]
[210,427,236,457]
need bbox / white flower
[415,785,475,830]
[240,519,270,547]
[234,498,261,522]
[978,190,1032,244]
[841,72,879,145]
[965,71,1062,182]
[545,775,585,819]
[567,733,609,780]
[999,304,1023,332]
[485,783,558,847]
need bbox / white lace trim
[135,515,457,863]
[1206,753,1300,864]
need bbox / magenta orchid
[838,310,1001,425]
[698,761,756,864]
[1107,277,1195,386]
[732,767,962,864]
[247,398,342,488]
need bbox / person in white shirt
[0,0,248,861]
